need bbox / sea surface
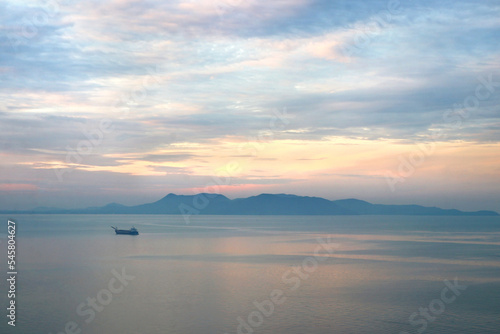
[1,214,499,334]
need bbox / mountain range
[3,193,498,216]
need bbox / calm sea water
[1,214,499,334]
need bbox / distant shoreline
[2,193,498,216]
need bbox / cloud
[141,153,199,162]
[1,0,499,211]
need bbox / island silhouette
[4,193,498,216]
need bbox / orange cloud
[0,184,38,191]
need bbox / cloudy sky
[1,0,499,212]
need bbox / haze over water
[1,214,499,334]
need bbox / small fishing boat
[111,226,139,235]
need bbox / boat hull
[111,226,139,235]
[114,230,139,235]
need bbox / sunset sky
[1,0,499,212]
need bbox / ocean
[1,214,499,334]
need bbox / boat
[111,226,139,235]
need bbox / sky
[1,0,499,212]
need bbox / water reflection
[2,214,499,334]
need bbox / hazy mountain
[3,193,498,216]
[225,194,353,215]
